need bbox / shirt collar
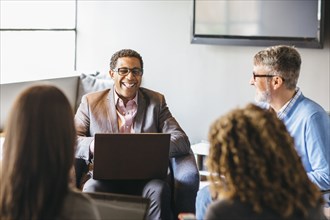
[114,90,138,107]
[277,87,301,120]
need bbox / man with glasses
[195,45,330,219]
[75,49,191,220]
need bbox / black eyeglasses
[114,67,143,76]
[253,72,277,81]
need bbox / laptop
[93,133,170,180]
[85,191,150,220]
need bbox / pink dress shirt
[114,92,138,133]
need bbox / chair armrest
[170,152,200,215]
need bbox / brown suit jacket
[74,86,190,162]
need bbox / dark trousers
[83,178,173,220]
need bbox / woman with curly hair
[0,85,100,220]
[205,104,326,220]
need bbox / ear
[272,76,284,90]
[109,70,114,79]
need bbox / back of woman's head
[207,103,322,218]
[0,84,76,220]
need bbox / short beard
[255,83,271,103]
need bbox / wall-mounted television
[191,0,325,48]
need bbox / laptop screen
[85,191,150,220]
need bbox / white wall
[76,1,330,144]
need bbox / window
[0,0,77,84]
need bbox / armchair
[169,152,200,216]
[74,72,200,217]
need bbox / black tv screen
[191,0,325,48]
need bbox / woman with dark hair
[205,104,326,220]
[0,85,100,220]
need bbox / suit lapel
[134,89,146,133]
[107,86,119,133]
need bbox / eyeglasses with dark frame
[253,72,277,81]
[114,67,143,76]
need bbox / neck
[270,88,296,112]
[115,91,137,107]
